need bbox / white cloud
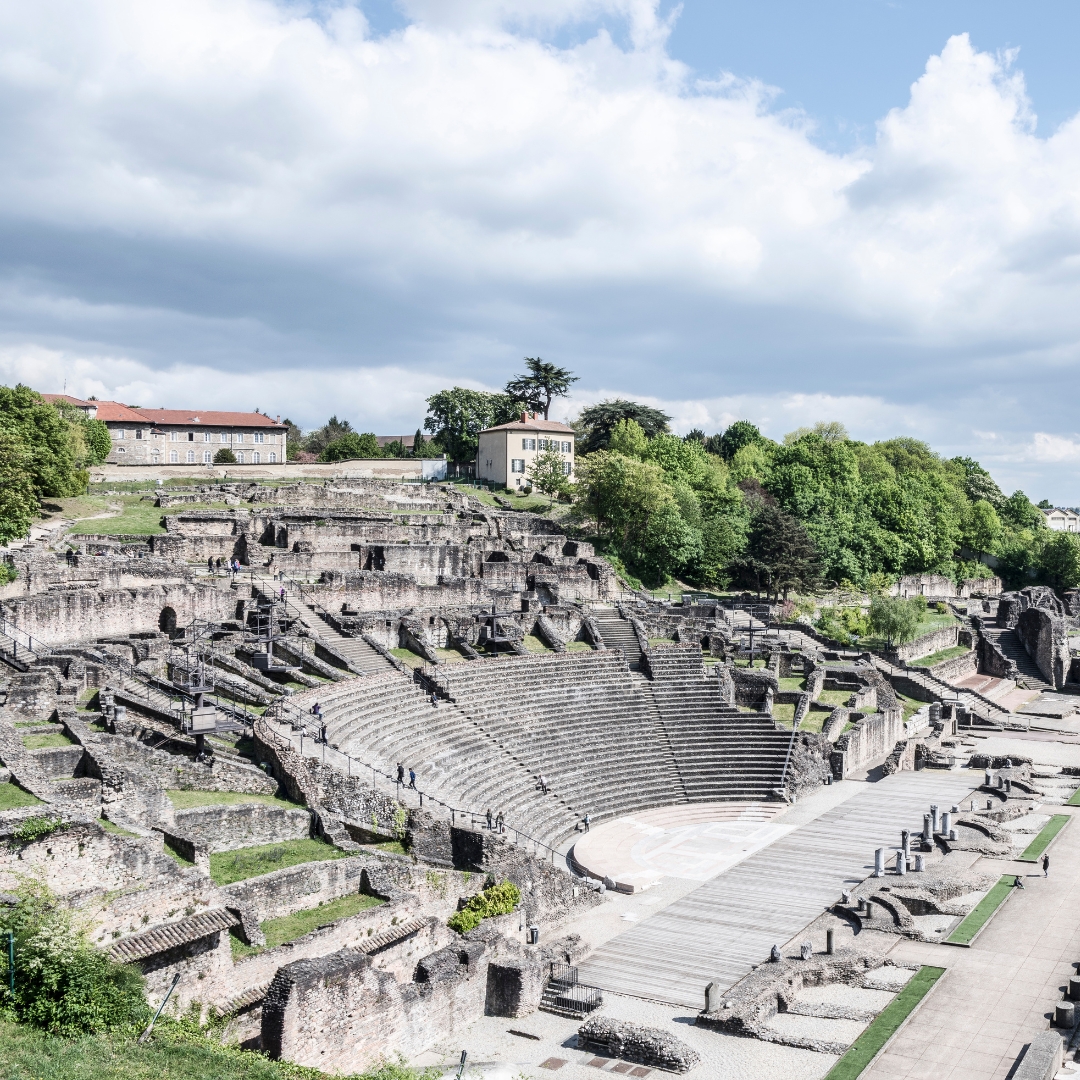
[1027,433,1080,463]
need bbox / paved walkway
[867,804,1080,1080]
[576,771,977,1007]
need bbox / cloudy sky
[4,0,1080,499]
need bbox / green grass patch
[432,647,467,663]
[98,817,137,837]
[21,731,77,749]
[69,495,236,536]
[945,876,1017,945]
[565,640,593,652]
[797,712,827,733]
[166,789,301,811]
[778,676,806,692]
[895,692,925,722]
[389,647,426,669]
[771,703,796,728]
[371,839,408,855]
[823,966,945,1079]
[210,838,348,885]
[1018,814,1070,862]
[521,634,552,653]
[231,892,383,958]
[0,1016,437,1080]
[0,782,43,810]
[816,689,853,707]
[908,645,972,668]
[1067,786,1080,806]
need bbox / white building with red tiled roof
[477,411,574,489]
[40,394,288,466]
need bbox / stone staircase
[591,606,643,668]
[983,626,1054,692]
[874,656,1012,729]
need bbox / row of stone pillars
[873,803,959,877]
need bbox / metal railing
[0,611,43,664]
[544,963,603,1015]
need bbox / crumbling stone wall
[1016,607,1070,689]
[830,709,905,779]
[172,803,313,853]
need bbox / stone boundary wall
[830,708,905,779]
[88,460,447,482]
[918,649,978,683]
[221,854,371,921]
[888,623,959,662]
[172,802,313,853]
[1016,607,1070,689]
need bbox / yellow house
[477,413,575,490]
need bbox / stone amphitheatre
[5,476,1080,1080]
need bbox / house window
[186,450,194,463]
[170,431,177,441]
[188,432,194,441]
[167,450,176,462]
[221,433,229,442]
[562,441,572,452]
[269,452,276,463]
[235,433,244,443]
[521,438,535,450]
[204,432,211,442]
[511,459,526,473]
[236,452,244,463]
[116,429,125,439]
[203,451,212,463]
[253,452,260,464]
[254,432,264,443]
[562,461,572,475]
[136,430,143,440]
[151,451,159,462]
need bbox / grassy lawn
[798,712,828,734]
[815,689,853,707]
[896,692,926,722]
[772,702,796,728]
[908,646,971,668]
[21,731,77,749]
[565,640,593,652]
[945,876,1017,945]
[1067,786,1080,806]
[778,676,806,692]
[67,495,236,536]
[862,612,957,653]
[389,647,426,669]
[166,790,301,811]
[432,647,467,663]
[0,781,43,810]
[209,838,348,886]
[823,966,945,1079]
[1018,814,1070,862]
[0,1017,436,1080]
[231,892,384,958]
[734,658,767,669]
[98,817,138,837]
[521,634,552,653]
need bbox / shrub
[12,815,63,844]
[0,879,149,1035]
[447,880,521,935]
[213,448,237,464]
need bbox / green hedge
[447,881,521,935]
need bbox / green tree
[320,432,380,461]
[1041,532,1080,589]
[213,448,237,464]
[0,427,38,542]
[381,440,406,458]
[504,357,578,420]
[0,385,86,496]
[734,503,820,599]
[577,399,672,454]
[281,417,304,459]
[424,388,520,467]
[951,455,1005,509]
[868,594,923,647]
[964,499,1002,557]
[1001,490,1044,530]
[82,418,111,464]
[527,449,570,506]
[608,418,648,459]
[303,415,353,457]
[718,420,764,461]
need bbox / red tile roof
[90,401,156,423]
[41,393,94,407]
[137,409,285,428]
[481,416,575,435]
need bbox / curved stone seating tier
[289,649,793,847]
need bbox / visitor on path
[66,549,75,565]
[431,692,438,707]
[583,813,591,833]
[216,557,224,571]
[1043,853,1050,878]
[397,763,405,785]
[409,768,417,789]
[207,557,214,573]
[311,702,322,720]
[486,808,493,830]
[538,774,548,794]
[320,723,327,744]
[1014,876,1025,889]
[496,811,504,833]
[279,587,286,602]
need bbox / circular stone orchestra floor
[570,803,793,890]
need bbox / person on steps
[496,811,504,833]
[409,768,416,789]
[486,808,493,830]
[397,763,405,785]
[538,774,547,794]
[207,557,214,574]
[583,813,591,833]
[1043,853,1050,878]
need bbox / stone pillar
[874,848,885,877]
[1004,778,1011,794]
[985,769,993,787]
[826,929,834,955]
[929,701,942,724]
[705,981,722,1013]
[800,942,812,960]
[1055,1002,1076,1029]
[901,829,910,855]
[915,854,925,872]
[922,815,932,842]
[930,804,939,832]
[941,812,952,835]
[1069,976,1080,1002]
[896,851,906,875]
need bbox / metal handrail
[0,611,42,660]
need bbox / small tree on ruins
[527,449,570,506]
[213,448,237,464]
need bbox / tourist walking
[538,774,547,795]
[430,692,438,707]
[397,763,405,785]
[496,811,504,833]
[66,548,75,566]
[207,557,214,574]
[409,768,416,789]
[486,808,493,830]
[1043,853,1050,878]
[583,813,591,833]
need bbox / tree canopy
[504,358,577,420]
[577,399,672,454]
[424,387,520,466]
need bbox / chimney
[521,411,528,423]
